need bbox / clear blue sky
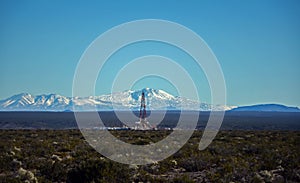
[0,0,299,107]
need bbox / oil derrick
[139,92,146,121]
[135,91,152,130]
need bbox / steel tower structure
[134,91,152,130]
[139,92,146,121]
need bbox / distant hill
[231,104,300,112]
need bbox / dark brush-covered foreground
[0,130,299,183]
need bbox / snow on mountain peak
[0,88,233,111]
[2,93,35,107]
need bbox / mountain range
[0,88,299,112]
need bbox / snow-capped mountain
[0,93,71,111]
[1,89,299,112]
[231,104,300,112]
[0,88,236,111]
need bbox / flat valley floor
[0,130,299,182]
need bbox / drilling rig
[134,92,152,130]
[139,92,146,122]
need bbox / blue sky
[0,0,299,107]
